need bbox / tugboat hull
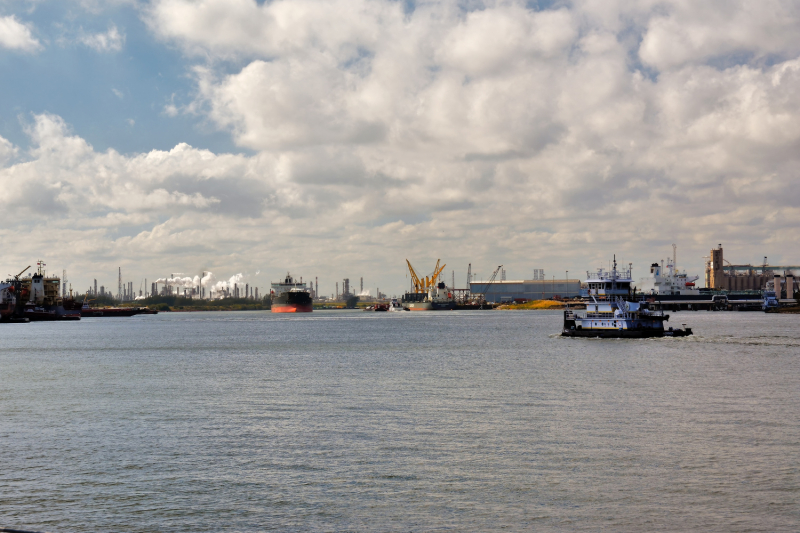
[562,327,692,338]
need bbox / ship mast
[672,243,677,275]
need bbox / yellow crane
[406,259,447,293]
[429,259,446,290]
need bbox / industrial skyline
[2,1,799,295]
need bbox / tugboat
[566,257,693,338]
[388,298,407,311]
[562,296,692,338]
[762,281,780,312]
[271,273,313,313]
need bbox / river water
[1,310,798,532]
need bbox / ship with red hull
[271,273,313,313]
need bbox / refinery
[1,243,799,323]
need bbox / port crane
[475,265,503,308]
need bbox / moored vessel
[402,281,456,311]
[14,262,81,321]
[80,300,139,317]
[271,273,313,313]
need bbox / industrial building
[705,244,799,298]
[470,279,581,303]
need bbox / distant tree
[346,295,360,308]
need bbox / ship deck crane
[406,260,424,293]
[428,259,446,290]
[13,266,31,280]
[406,259,448,293]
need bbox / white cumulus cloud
[78,23,125,52]
[0,15,42,52]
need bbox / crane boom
[430,260,446,288]
[15,265,31,279]
[406,260,424,293]
[476,265,503,307]
[407,259,448,293]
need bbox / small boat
[388,298,407,311]
[373,303,390,311]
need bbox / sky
[1,0,799,297]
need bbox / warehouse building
[470,279,581,303]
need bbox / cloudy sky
[1,0,799,296]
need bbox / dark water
[1,310,798,532]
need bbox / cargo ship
[13,263,81,321]
[401,281,456,310]
[271,273,312,313]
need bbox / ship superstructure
[580,256,633,300]
[16,261,80,321]
[639,259,700,296]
